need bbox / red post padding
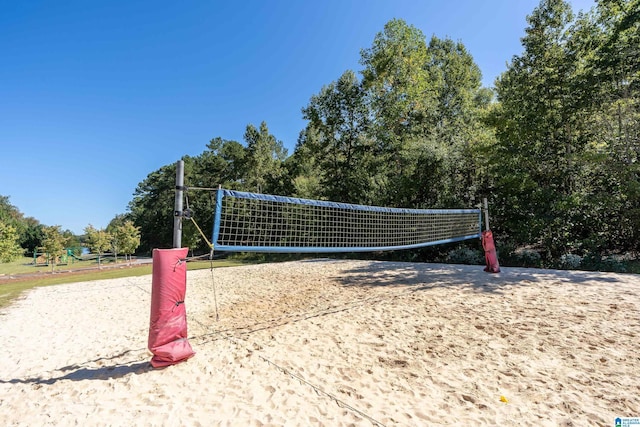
[482,230,501,273]
[148,248,195,368]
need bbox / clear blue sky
[0,0,594,235]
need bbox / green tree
[359,19,435,206]
[84,224,112,267]
[115,221,141,264]
[359,19,493,208]
[127,142,247,255]
[200,137,247,188]
[185,138,246,253]
[426,36,494,205]
[41,225,68,272]
[107,214,129,263]
[286,128,323,199]
[243,121,288,193]
[491,0,640,257]
[110,227,122,264]
[128,162,182,253]
[21,218,44,256]
[491,0,581,254]
[361,19,434,140]
[582,0,640,254]
[0,196,45,256]
[301,70,377,203]
[401,35,493,209]
[0,195,23,227]
[0,221,24,262]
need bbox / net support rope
[212,189,481,253]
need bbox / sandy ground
[0,259,639,426]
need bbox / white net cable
[212,189,481,253]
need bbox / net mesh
[213,190,481,253]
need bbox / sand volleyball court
[1,259,639,426]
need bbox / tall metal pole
[483,197,490,231]
[173,160,184,248]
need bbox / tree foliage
[119,6,640,264]
[0,195,44,255]
[41,225,69,272]
[0,221,24,263]
[491,0,639,257]
[127,163,180,254]
[301,70,376,203]
[243,121,288,194]
[110,220,140,263]
[84,224,112,267]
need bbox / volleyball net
[211,189,481,253]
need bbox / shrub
[559,253,582,270]
[581,253,627,273]
[515,248,542,268]
[495,243,517,265]
[446,246,483,265]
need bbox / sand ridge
[1,259,639,426]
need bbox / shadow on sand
[322,259,624,293]
[1,350,154,385]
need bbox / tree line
[0,195,140,268]
[2,0,638,270]
[127,1,638,268]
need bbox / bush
[446,246,483,265]
[515,248,542,268]
[582,253,628,273]
[559,253,582,270]
[495,242,517,265]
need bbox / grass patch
[0,256,133,275]
[0,258,248,310]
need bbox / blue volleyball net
[212,189,481,253]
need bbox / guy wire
[184,188,219,321]
[209,248,220,321]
